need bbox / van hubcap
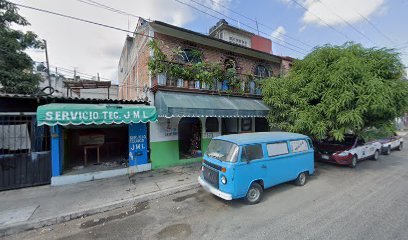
[300,174,306,185]
[248,188,259,201]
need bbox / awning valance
[155,91,270,118]
[37,103,157,126]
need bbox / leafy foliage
[0,0,44,94]
[147,40,255,94]
[262,43,408,141]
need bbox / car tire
[295,172,307,186]
[245,182,263,204]
[397,142,403,151]
[350,155,357,168]
[372,150,380,161]
[385,146,391,155]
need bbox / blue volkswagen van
[198,132,314,204]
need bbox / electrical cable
[315,0,375,45]
[207,0,313,48]
[176,0,308,55]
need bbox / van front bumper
[198,176,232,200]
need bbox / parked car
[315,134,382,168]
[198,132,315,204]
[378,134,404,155]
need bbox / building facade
[118,19,293,169]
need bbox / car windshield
[206,140,239,163]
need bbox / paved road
[4,144,408,240]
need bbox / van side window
[241,144,263,162]
[306,139,313,149]
[267,142,289,157]
[290,140,309,153]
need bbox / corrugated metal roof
[0,93,149,105]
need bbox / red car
[315,135,382,168]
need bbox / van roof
[213,132,309,145]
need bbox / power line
[315,0,376,45]
[290,0,350,41]
[186,0,309,54]
[75,0,140,18]
[354,11,396,46]
[208,0,313,48]
[177,0,309,55]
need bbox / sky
[9,0,408,83]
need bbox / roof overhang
[150,21,281,64]
[155,91,270,118]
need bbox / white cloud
[12,0,231,83]
[271,26,286,43]
[279,0,386,27]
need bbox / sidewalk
[0,163,201,237]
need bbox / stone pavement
[0,163,201,237]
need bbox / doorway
[178,118,202,159]
[221,118,239,135]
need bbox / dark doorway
[221,118,239,135]
[63,125,128,174]
[255,118,270,132]
[178,118,202,159]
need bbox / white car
[378,135,404,155]
[316,135,382,168]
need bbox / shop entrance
[221,118,239,135]
[63,124,128,174]
[178,118,202,159]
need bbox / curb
[0,182,200,237]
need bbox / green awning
[155,91,270,118]
[37,103,157,126]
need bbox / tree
[0,0,44,94]
[262,43,408,141]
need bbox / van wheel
[372,150,380,161]
[295,172,307,186]
[350,155,357,168]
[397,142,403,151]
[245,182,263,204]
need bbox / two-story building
[118,18,293,169]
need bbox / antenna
[255,18,260,35]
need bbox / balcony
[152,73,263,98]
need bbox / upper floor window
[224,58,236,70]
[177,48,202,64]
[255,65,270,78]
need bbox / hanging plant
[147,40,260,96]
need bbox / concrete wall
[118,24,151,101]
[80,85,118,100]
[251,35,272,54]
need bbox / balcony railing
[156,73,263,96]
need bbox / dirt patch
[156,223,191,239]
[80,201,149,229]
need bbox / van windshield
[206,140,239,163]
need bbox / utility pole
[97,72,100,81]
[255,18,260,35]
[74,68,77,81]
[44,40,52,94]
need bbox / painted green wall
[151,138,211,169]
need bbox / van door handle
[261,165,267,169]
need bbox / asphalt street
[3,142,408,240]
